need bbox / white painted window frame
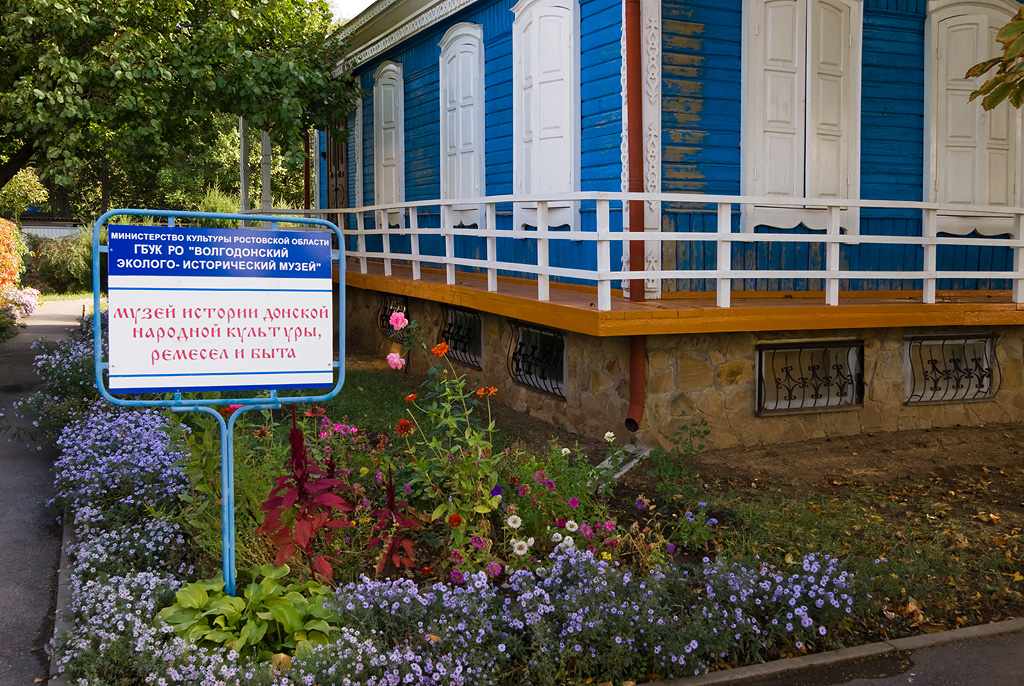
[740,0,863,235]
[373,61,405,226]
[511,0,581,230]
[924,0,1024,236]
[439,22,486,226]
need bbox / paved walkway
[0,299,90,685]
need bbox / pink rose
[389,311,409,330]
[386,352,406,370]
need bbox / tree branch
[0,140,37,190]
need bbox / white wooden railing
[264,192,1024,311]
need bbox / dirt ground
[346,352,1024,508]
[494,396,1024,511]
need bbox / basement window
[377,293,411,343]
[439,307,483,370]
[905,334,998,404]
[757,341,863,415]
[508,322,565,398]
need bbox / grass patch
[40,290,95,302]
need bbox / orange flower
[405,393,418,403]
[395,418,415,437]
[431,342,450,357]
[448,514,463,529]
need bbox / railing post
[825,205,840,306]
[537,200,550,302]
[357,211,367,273]
[923,208,937,304]
[410,207,421,281]
[443,204,455,285]
[486,202,497,292]
[382,209,393,277]
[597,199,611,311]
[716,202,731,308]
[1014,212,1024,304]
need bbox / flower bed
[25,314,880,685]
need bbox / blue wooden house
[309,0,1024,450]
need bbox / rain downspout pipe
[624,0,646,433]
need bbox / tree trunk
[0,140,36,190]
[100,154,110,216]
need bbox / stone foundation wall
[346,287,1024,450]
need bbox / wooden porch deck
[338,259,1024,337]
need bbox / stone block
[1000,356,1023,391]
[648,348,671,374]
[716,358,754,386]
[649,368,677,395]
[677,353,714,389]
[696,388,725,418]
[709,349,725,365]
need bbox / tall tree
[968,7,1024,109]
[0,0,356,189]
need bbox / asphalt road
[0,300,89,685]
[732,630,1024,686]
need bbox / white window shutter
[757,0,805,199]
[439,23,485,224]
[513,0,579,227]
[373,62,405,226]
[806,0,851,200]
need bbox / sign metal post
[92,209,345,594]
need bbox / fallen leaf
[919,623,946,634]
[1003,571,1024,582]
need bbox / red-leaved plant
[367,466,420,577]
[258,409,354,582]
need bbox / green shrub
[194,187,241,228]
[156,564,339,659]
[30,229,97,294]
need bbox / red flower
[405,393,418,403]
[448,514,463,529]
[395,419,415,437]
[431,342,450,357]
[305,406,326,417]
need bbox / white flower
[562,535,574,547]
[561,447,571,456]
[527,537,535,547]
[551,532,563,543]
[512,540,529,556]
[506,515,522,529]
[604,431,615,444]
[565,520,578,532]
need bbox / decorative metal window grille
[377,293,410,342]
[757,341,863,415]
[905,335,998,404]
[508,323,566,398]
[439,307,483,370]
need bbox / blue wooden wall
[659,0,1012,293]
[336,0,625,283]
[326,0,1013,293]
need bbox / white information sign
[106,225,334,392]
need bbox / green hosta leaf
[261,563,289,580]
[156,606,200,625]
[268,603,304,634]
[302,619,332,635]
[175,585,209,610]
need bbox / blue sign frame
[92,209,346,594]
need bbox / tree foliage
[968,7,1024,109]
[0,0,356,189]
[0,166,48,220]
